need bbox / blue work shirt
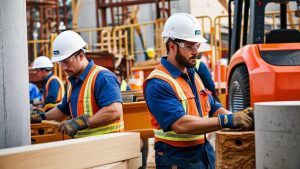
[195,61,216,95]
[29,82,42,102]
[41,72,61,105]
[57,60,122,118]
[144,57,222,169]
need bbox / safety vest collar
[160,57,182,78]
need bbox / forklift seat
[265,29,300,43]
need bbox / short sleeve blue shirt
[57,60,122,118]
[144,57,222,168]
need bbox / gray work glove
[58,114,89,137]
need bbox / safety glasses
[174,41,201,51]
[58,51,80,65]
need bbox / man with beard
[31,30,124,138]
[143,13,254,168]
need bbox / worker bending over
[143,13,254,169]
[31,30,123,138]
[32,56,64,112]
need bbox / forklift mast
[228,0,299,62]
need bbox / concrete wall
[0,0,31,148]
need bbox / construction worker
[195,59,220,102]
[29,82,42,105]
[143,13,254,169]
[32,56,65,112]
[30,30,123,138]
[114,67,131,91]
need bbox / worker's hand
[218,107,254,131]
[232,109,253,130]
[58,114,89,137]
[30,113,45,123]
[241,107,254,120]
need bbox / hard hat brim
[32,65,53,69]
[185,36,208,43]
[51,54,71,63]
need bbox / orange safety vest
[44,75,65,111]
[144,64,211,147]
[66,65,124,138]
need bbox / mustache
[190,55,197,59]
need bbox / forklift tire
[228,65,250,112]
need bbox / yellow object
[120,80,128,91]
[146,47,156,59]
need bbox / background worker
[114,67,131,91]
[32,56,65,112]
[195,59,220,102]
[31,30,123,138]
[143,13,254,169]
[29,82,42,105]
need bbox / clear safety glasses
[58,51,80,65]
[174,41,201,51]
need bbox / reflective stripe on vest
[120,80,127,91]
[148,69,188,113]
[66,65,124,138]
[44,75,65,111]
[147,68,207,142]
[74,121,124,138]
[195,59,201,70]
[153,129,204,141]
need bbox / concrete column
[0,0,30,148]
[255,101,300,169]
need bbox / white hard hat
[162,13,207,43]
[51,30,87,63]
[32,56,53,69]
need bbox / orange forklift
[226,0,300,111]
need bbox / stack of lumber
[0,133,141,169]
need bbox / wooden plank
[91,161,127,169]
[0,133,140,169]
[91,155,142,169]
[127,155,142,169]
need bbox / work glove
[30,113,46,123]
[241,107,254,121]
[218,107,254,131]
[58,114,90,137]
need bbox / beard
[175,49,197,68]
